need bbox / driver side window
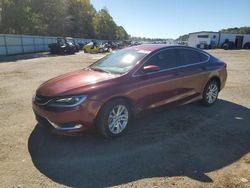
[145,49,178,70]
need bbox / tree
[66,0,96,38]
[93,8,117,40]
[176,34,188,41]
[115,26,128,40]
[0,0,129,40]
[0,0,44,34]
[30,0,67,36]
[220,27,250,34]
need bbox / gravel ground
[0,50,249,188]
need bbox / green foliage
[115,26,128,41]
[220,27,250,34]
[30,0,67,36]
[93,8,116,40]
[176,34,188,41]
[66,0,96,38]
[130,36,169,42]
[0,0,128,40]
[0,0,44,34]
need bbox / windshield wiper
[90,67,111,74]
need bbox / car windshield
[89,49,149,74]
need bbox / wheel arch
[95,96,138,124]
[208,76,221,91]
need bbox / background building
[188,31,250,49]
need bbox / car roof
[126,44,208,55]
[127,44,185,52]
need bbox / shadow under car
[28,99,250,187]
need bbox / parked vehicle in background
[71,39,80,52]
[48,37,79,54]
[130,41,142,46]
[33,44,227,138]
[243,42,250,49]
[221,39,236,50]
[122,40,132,48]
[83,41,109,53]
[105,41,119,50]
[196,40,217,49]
[78,42,88,50]
[197,42,209,49]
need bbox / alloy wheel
[108,105,129,134]
[206,83,218,104]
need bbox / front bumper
[34,112,86,135]
[32,98,101,135]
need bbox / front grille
[35,94,52,105]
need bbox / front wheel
[202,80,219,106]
[96,99,131,138]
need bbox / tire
[96,99,131,138]
[99,48,104,53]
[223,44,229,50]
[202,80,219,106]
[70,48,75,54]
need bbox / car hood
[36,69,119,96]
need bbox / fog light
[47,119,82,131]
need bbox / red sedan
[32,44,227,137]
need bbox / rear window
[177,49,208,66]
[199,52,209,62]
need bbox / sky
[91,0,250,39]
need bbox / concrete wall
[0,34,106,56]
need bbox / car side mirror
[142,65,160,74]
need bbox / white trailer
[188,31,250,49]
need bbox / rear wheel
[96,99,131,138]
[202,80,219,106]
[99,48,104,53]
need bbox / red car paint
[32,45,227,135]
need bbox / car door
[130,48,187,110]
[175,48,210,96]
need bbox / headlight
[48,95,87,107]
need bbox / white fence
[0,34,105,56]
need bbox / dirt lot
[0,50,249,188]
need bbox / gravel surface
[0,50,249,188]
